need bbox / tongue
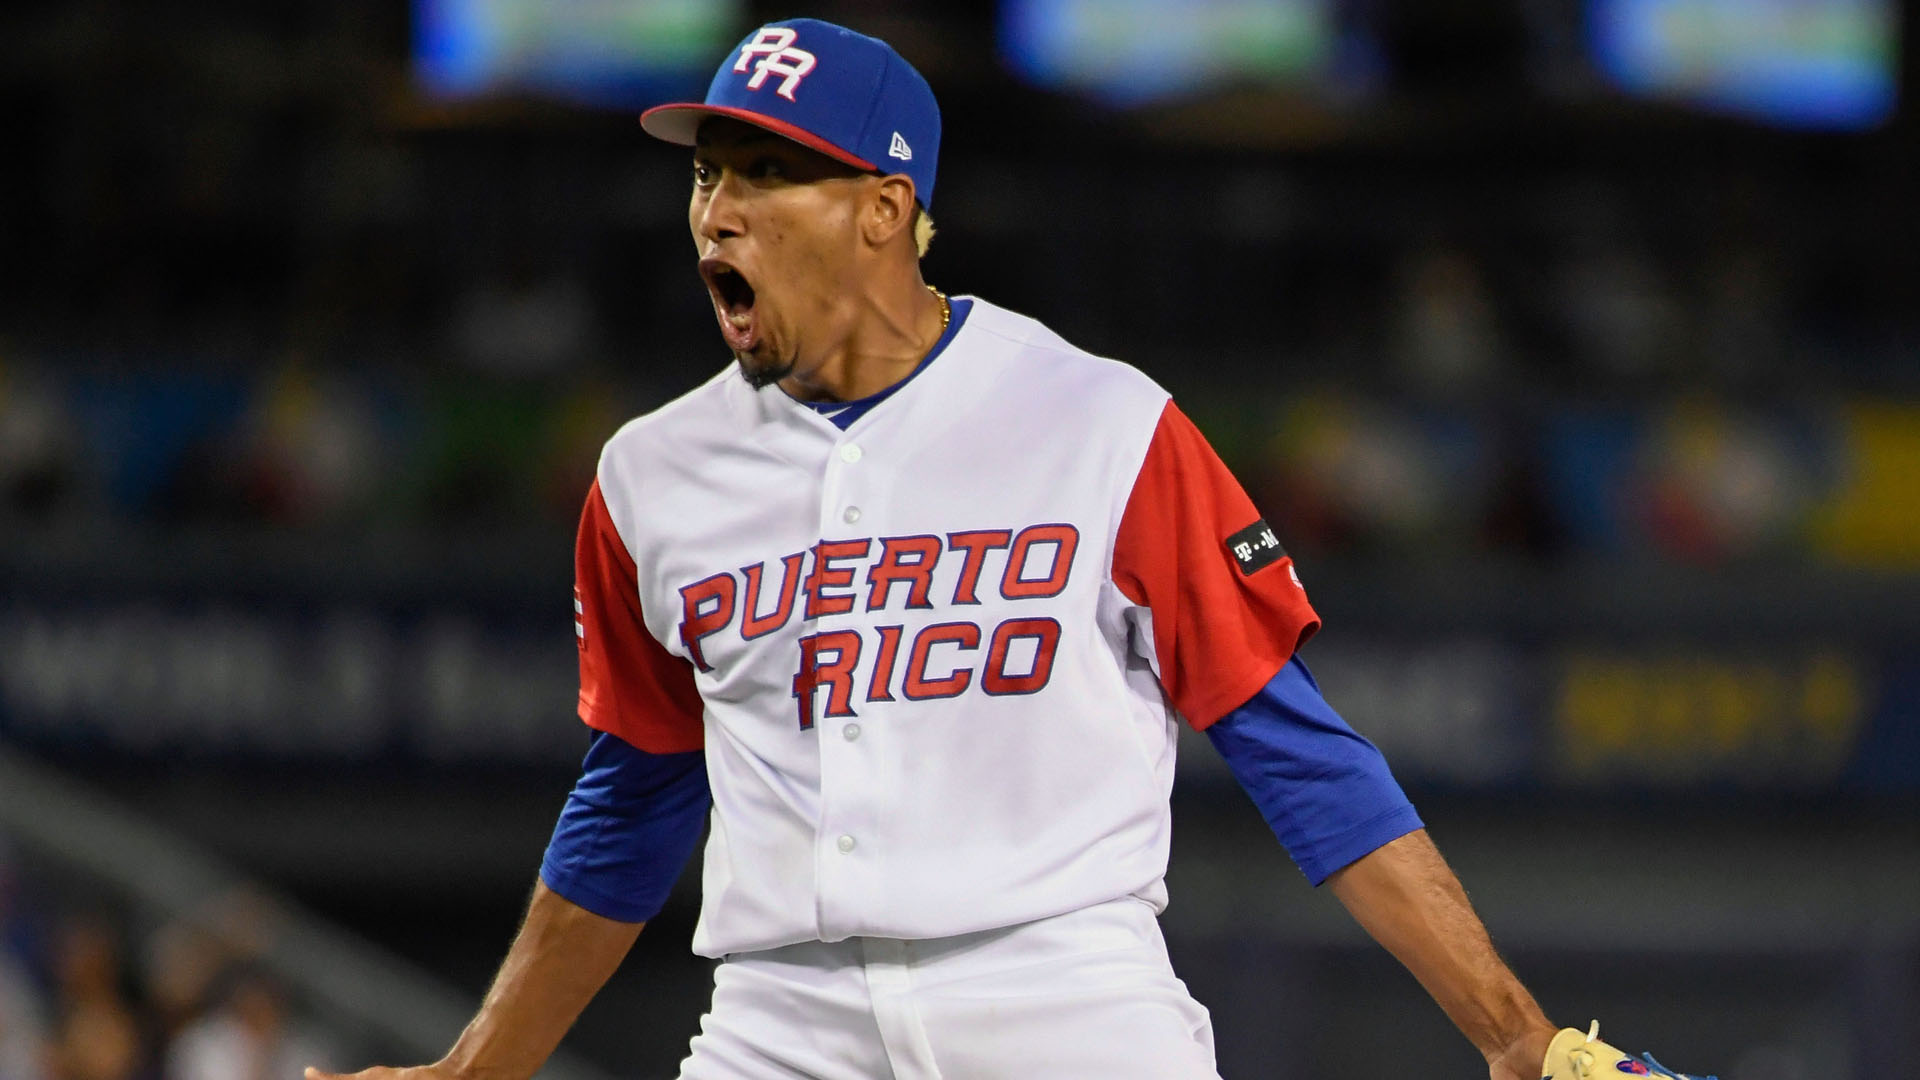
[720,306,758,353]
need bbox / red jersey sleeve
[574,479,705,753]
[1111,400,1320,729]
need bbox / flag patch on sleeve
[1225,519,1286,576]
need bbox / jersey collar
[784,297,974,432]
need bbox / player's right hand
[305,1065,464,1080]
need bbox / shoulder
[956,296,1170,418]
[596,364,739,493]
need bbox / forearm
[1327,829,1553,1068]
[439,880,643,1080]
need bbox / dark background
[1,2,1916,1078]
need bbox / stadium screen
[413,0,742,109]
[997,0,1349,106]
[1587,0,1899,129]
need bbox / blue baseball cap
[641,19,942,208]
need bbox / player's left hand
[1536,1022,1720,1079]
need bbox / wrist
[1473,981,1554,1061]
[435,1052,509,1080]
[1483,1021,1558,1075]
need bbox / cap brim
[638,103,878,173]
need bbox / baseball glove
[1540,1022,1719,1080]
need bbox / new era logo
[889,131,912,161]
[734,26,817,102]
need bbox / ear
[860,174,918,252]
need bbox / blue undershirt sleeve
[538,730,711,923]
[1205,656,1423,886]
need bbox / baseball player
[312,20,1717,1080]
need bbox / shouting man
[316,19,1713,1080]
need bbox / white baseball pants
[676,896,1222,1080]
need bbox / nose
[695,173,746,246]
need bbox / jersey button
[842,506,862,524]
[838,443,863,464]
[842,723,861,741]
[836,834,856,853]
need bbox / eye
[692,161,716,188]
[748,156,784,180]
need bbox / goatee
[737,351,793,390]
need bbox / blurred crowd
[2,162,1915,575]
[0,848,337,1080]
[2,232,1914,568]
[3,0,1916,572]
[0,355,619,538]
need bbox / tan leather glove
[1540,1022,1719,1079]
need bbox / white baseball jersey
[574,296,1318,958]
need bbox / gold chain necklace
[926,284,950,331]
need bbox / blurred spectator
[0,865,346,1080]
[0,955,45,1080]
[1258,392,1496,556]
[0,362,81,523]
[450,255,599,380]
[1388,245,1508,395]
[230,359,388,525]
[68,371,250,523]
[1632,399,1819,562]
[1546,183,1689,385]
[0,845,48,1080]
[164,968,331,1080]
[139,923,225,1049]
[1554,236,1687,383]
[42,920,140,1080]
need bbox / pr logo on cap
[734,27,818,102]
[640,18,943,208]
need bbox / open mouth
[700,257,759,354]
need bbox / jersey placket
[812,434,884,941]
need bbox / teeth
[727,312,750,329]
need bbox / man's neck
[779,277,946,403]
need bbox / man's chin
[735,349,793,391]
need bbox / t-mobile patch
[1225,519,1286,576]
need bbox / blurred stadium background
[1,0,1917,1077]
